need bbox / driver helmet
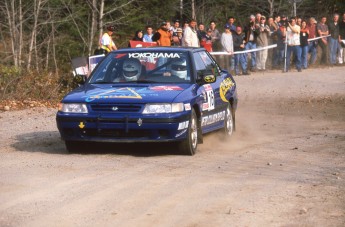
[171,59,188,80]
[122,58,142,81]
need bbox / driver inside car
[114,58,143,82]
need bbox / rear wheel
[179,109,198,155]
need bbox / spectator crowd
[99,12,345,76]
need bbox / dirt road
[0,67,344,227]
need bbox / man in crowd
[152,21,171,46]
[307,17,318,66]
[221,24,234,71]
[100,25,117,54]
[244,15,258,71]
[271,15,285,69]
[183,19,199,47]
[256,16,270,71]
[285,18,302,72]
[233,26,250,76]
[226,16,237,33]
[143,25,154,42]
[208,21,221,51]
[328,13,340,65]
[317,16,329,65]
[338,12,345,64]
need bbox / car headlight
[58,103,88,113]
[142,103,184,114]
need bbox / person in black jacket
[233,26,250,76]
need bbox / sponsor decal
[137,118,143,126]
[178,121,189,130]
[150,86,183,91]
[201,111,225,127]
[204,75,215,83]
[202,84,215,111]
[220,77,235,102]
[79,122,85,129]
[175,129,187,138]
[184,103,191,111]
[85,87,142,102]
[128,52,181,59]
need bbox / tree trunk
[27,0,42,71]
[4,0,18,67]
[88,0,97,55]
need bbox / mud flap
[197,118,203,144]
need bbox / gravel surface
[0,66,345,227]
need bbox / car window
[89,51,192,84]
[194,51,221,77]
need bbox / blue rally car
[56,47,237,155]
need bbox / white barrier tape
[210,44,277,55]
[307,35,330,42]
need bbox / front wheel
[223,104,234,138]
[65,141,81,153]
[179,109,198,155]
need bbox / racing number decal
[202,84,215,111]
[206,89,215,110]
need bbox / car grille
[90,104,143,112]
[74,128,170,139]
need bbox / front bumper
[56,112,190,143]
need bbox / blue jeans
[308,41,317,65]
[245,41,256,69]
[301,45,309,69]
[286,45,302,71]
[234,53,248,75]
[328,37,339,64]
[273,46,284,67]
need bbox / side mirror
[203,74,216,83]
[196,70,216,84]
[73,74,87,85]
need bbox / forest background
[0,0,344,106]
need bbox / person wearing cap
[221,24,234,71]
[233,26,250,76]
[100,25,117,54]
[182,19,200,47]
[152,21,171,46]
[172,28,183,46]
[307,17,318,65]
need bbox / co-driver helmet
[171,59,188,80]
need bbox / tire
[223,103,234,138]
[179,109,198,155]
[65,141,81,153]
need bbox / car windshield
[89,51,192,84]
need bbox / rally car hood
[62,83,194,104]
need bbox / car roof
[112,46,206,54]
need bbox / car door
[193,51,227,133]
